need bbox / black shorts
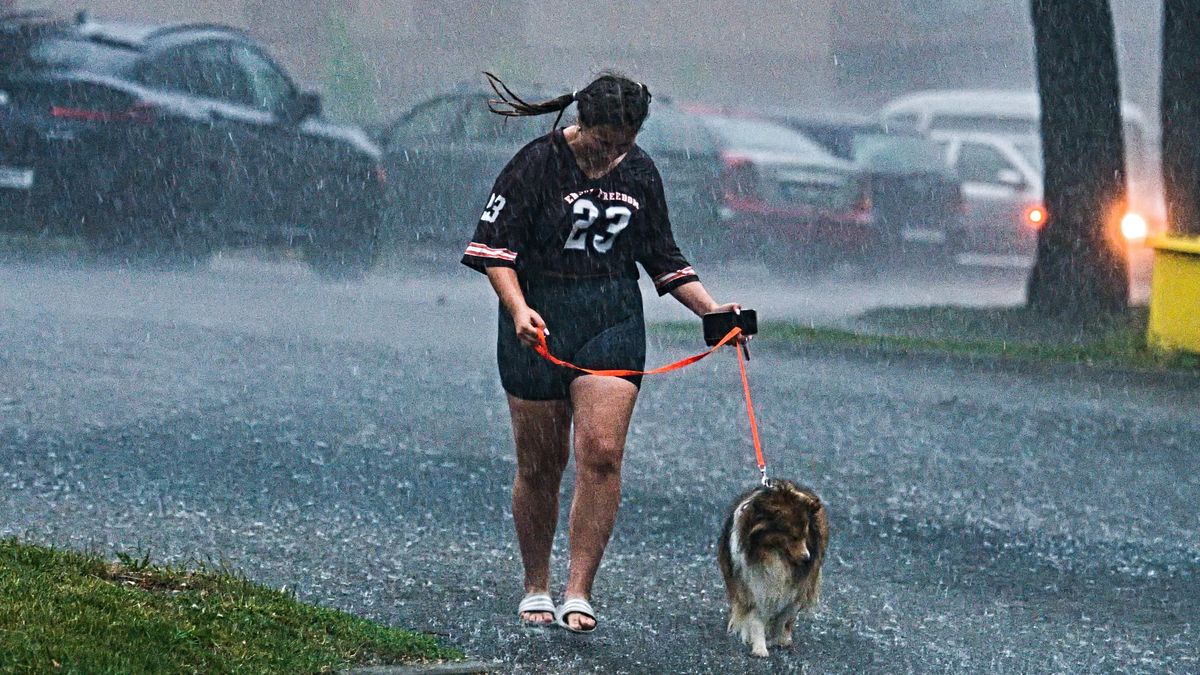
[498,275,646,401]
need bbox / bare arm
[669,280,738,317]
[670,279,748,346]
[485,267,547,348]
[485,266,527,317]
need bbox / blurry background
[3,6,1197,672]
[33,0,1161,129]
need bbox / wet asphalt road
[1,252,1196,674]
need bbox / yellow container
[1147,235,1200,354]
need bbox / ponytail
[484,71,575,130]
[484,70,652,132]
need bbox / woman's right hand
[512,305,548,348]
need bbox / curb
[342,662,493,675]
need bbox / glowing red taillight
[1120,212,1148,241]
[1025,205,1047,229]
[50,101,156,125]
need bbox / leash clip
[759,467,771,487]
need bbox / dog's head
[738,479,827,567]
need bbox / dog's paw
[769,616,796,647]
[746,623,769,657]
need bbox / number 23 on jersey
[564,197,632,254]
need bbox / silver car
[931,132,1045,254]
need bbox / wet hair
[484,71,652,132]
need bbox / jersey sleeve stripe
[464,242,518,262]
[652,266,696,288]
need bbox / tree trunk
[1026,0,1129,317]
[1162,0,1200,236]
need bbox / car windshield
[701,115,837,159]
[852,133,951,174]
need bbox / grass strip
[0,538,461,674]
[651,305,1200,371]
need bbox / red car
[679,107,874,268]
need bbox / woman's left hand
[707,301,751,344]
[707,301,741,315]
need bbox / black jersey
[461,128,699,295]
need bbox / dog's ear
[807,494,823,514]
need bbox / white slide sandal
[517,592,556,627]
[555,597,597,633]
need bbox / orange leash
[533,326,769,483]
[735,339,769,485]
[534,325,742,377]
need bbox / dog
[717,479,828,657]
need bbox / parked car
[880,88,1163,240]
[0,11,384,276]
[676,107,874,266]
[377,85,721,252]
[927,131,1045,253]
[767,111,965,255]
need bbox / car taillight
[50,101,156,125]
[720,152,761,205]
[1024,205,1047,229]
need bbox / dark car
[0,11,383,276]
[678,106,875,267]
[377,85,722,254]
[766,111,965,256]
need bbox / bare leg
[561,375,639,631]
[507,394,572,625]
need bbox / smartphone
[702,309,757,346]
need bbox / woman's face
[576,124,638,165]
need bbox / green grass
[0,232,84,256]
[0,538,461,674]
[652,305,1200,371]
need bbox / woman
[461,72,741,633]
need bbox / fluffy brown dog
[717,480,828,657]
